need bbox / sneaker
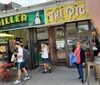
[49,68,52,73]
[81,80,85,83]
[23,76,30,81]
[42,71,47,74]
[78,77,81,79]
[14,80,21,84]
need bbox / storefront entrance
[54,26,67,65]
[54,20,93,66]
[36,28,49,65]
[26,20,93,67]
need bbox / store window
[66,21,90,51]
[91,24,99,56]
[66,21,92,62]
[77,21,90,50]
[66,23,77,51]
[55,26,65,49]
[37,28,48,40]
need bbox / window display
[0,42,8,62]
[0,33,15,64]
[55,26,65,49]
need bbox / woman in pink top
[74,42,85,83]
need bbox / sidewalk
[0,66,98,85]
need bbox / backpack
[23,48,29,61]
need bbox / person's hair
[41,42,46,44]
[76,41,81,46]
[76,41,80,44]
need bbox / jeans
[76,64,84,80]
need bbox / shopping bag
[69,52,77,66]
[11,54,15,62]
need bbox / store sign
[46,1,89,24]
[0,10,45,30]
[0,14,27,26]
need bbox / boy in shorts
[14,42,30,84]
[41,42,51,73]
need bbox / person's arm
[17,56,22,59]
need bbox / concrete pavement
[0,66,98,85]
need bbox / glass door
[55,26,67,65]
[66,23,77,52]
[77,21,90,50]
[77,21,92,62]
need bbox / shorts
[17,62,26,70]
[42,58,48,63]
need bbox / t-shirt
[93,46,98,51]
[74,48,80,64]
[17,46,24,63]
[41,46,48,59]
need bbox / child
[41,42,51,73]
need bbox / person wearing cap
[14,42,30,84]
[41,42,51,73]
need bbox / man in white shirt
[14,42,30,84]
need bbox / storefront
[0,9,45,69]
[43,1,93,66]
[0,0,95,69]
